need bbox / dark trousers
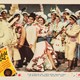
[17,40,34,67]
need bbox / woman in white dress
[26,15,57,72]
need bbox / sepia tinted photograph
[0,4,80,77]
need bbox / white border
[0,0,80,4]
[0,0,80,79]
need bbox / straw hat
[70,14,78,22]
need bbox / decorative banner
[0,46,17,76]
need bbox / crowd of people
[0,5,80,72]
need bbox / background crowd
[0,4,80,72]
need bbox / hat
[13,10,22,16]
[1,9,7,14]
[51,9,57,14]
[34,12,47,20]
[75,10,80,17]
[34,12,44,16]
[48,9,57,18]
[13,10,23,24]
[22,12,29,16]
[28,12,36,20]
[64,8,73,15]
[40,14,47,20]
[9,17,18,26]
[47,13,51,17]
[70,14,77,21]
[8,10,22,23]
[51,9,57,13]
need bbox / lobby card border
[0,0,80,4]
